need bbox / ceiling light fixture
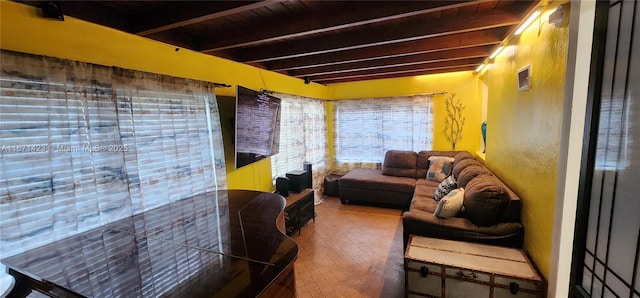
[514,10,541,35]
[475,64,485,73]
[489,46,504,60]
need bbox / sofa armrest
[499,197,522,223]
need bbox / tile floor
[292,196,406,298]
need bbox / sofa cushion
[340,169,416,194]
[416,150,457,178]
[415,179,440,188]
[426,156,454,182]
[410,186,439,212]
[457,164,492,188]
[382,150,418,178]
[433,175,457,201]
[452,158,482,179]
[433,187,464,218]
[463,175,509,226]
[452,151,476,168]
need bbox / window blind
[112,70,224,213]
[595,96,630,170]
[270,94,328,202]
[1,57,130,247]
[333,95,433,169]
[0,51,227,265]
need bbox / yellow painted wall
[0,0,329,192]
[0,0,484,189]
[327,71,483,161]
[482,2,569,279]
[1,5,571,280]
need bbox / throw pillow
[426,156,455,182]
[433,175,457,201]
[433,187,465,218]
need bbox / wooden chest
[404,235,545,298]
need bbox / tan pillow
[426,156,455,182]
[433,187,465,218]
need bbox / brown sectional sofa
[338,150,524,248]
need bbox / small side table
[283,188,315,236]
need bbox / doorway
[571,1,640,297]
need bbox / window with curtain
[332,95,433,172]
[573,1,639,297]
[595,96,630,170]
[0,50,227,263]
[112,68,226,213]
[270,94,328,203]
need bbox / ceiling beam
[21,0,538,84]
[134,1,287,36]
[227,3,529,63]
[313,65,479,85]
[287,45,493,78]
[264,28,509,72]
[143,30,201,51]
[199,0,490,52]
[307,58,483,82]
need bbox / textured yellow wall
[1,0,482,191]
[327,72,482,160]
[482,3,569,279]
[1,6,570,276]
[0,0,329,192]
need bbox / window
[270,94,327,202]
[0,50,227,262]
[594,96,630,170]
[573,1,639,297]
[333,95,432,169]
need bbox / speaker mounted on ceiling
[39,1,64,21]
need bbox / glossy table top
[1,190,298,297]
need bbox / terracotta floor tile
[291,196,404,298]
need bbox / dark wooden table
[1,190,298,298]
[283,188,315,236]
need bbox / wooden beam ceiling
[20,0,539,84]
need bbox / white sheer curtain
[332,95,433,173]
[270,93,328,203]
[112,68,226,213]
[0,50,226,263]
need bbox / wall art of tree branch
[443,93,465,150]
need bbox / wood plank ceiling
[21,0,539,85]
